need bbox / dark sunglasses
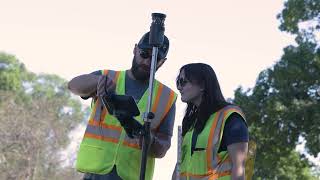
[139,49,163,61]
[176,78,189,87]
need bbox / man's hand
[116,113,144,138]
[96,75,116,97]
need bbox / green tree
[0,52,85,179]
[234,0,319,179]
[0,53,26,91]
[276,0,320,159]
[278,0,320,35]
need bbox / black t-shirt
[191,113,249,154]
[218,113,249,152]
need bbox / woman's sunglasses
[176,78,189,87]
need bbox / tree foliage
[234,0,320,179]
[278,0,320,35]
[0,53,26,91]
[0,52,84,179]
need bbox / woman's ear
[200,83,205,92]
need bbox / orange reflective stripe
[100,122,122,131]
[156,90,175,130]
[123,141,140,149]
[102,69,109,75]
[99,70,122,126]
[208,171,231,180]
[212,106,245,171]
[152,83,163,113]
[84,132,119,143]
[164,90,175,118]
[180,172,212,178]
[102,69,120,82]
[216,106,245,153]
[206,111,221,171]
[181,170,231,180]
[211,106,244,170]
[101,107,107,121]
[114,71,120,82]
[88,119,122,132]
[224,107,245,119]
[123,135,141,149]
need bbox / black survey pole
[139,13,166,180]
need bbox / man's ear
[156,58,167,69]
[133,44,138,54]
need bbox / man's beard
[131,57,150,81]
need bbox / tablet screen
[100,94,140,117]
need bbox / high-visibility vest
[76,70,177,180]
[180,105,246,180]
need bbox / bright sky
[0,0,300,179]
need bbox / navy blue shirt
[218,113,249,152]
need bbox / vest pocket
[76,144,108,173]
[190,150,207,175]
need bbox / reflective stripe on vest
[210,106,245,170]
[84,120,122,143]
[151,83,176,130]
[180,105,246,180]
[83,70,122,143]
[180,171,231,180]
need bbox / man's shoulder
[100,69,124,75]
[156,80,177,95]
[90,70,102,75]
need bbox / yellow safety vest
[180,105,246,180]
[76,70,177,180]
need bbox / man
[68,32,177,180]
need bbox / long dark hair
[177,63,229,136]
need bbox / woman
[174,63,249,180]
